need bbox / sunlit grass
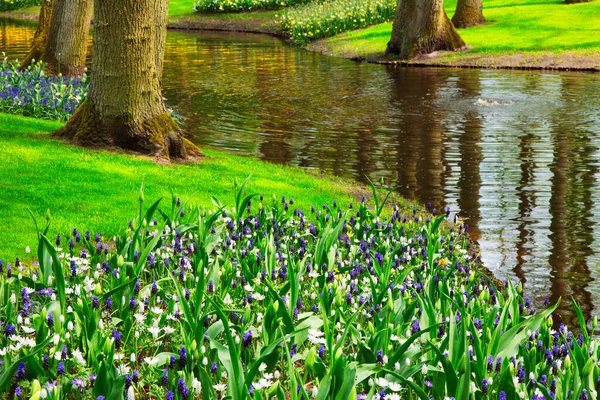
[318,0,600,57]
[0,113,362,259]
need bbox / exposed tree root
[54,100,204,162]
[386,10,465,60]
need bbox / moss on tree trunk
[19,0,54,70]
[43,0,93,77]
[55,0,202,162]
[386,0,465,60]
[452,0,485,28]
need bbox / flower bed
[0,57,87,121]
[0,0,39,12]
[193,0,313,13]
[278,0,396,45]
[0,178,597,399]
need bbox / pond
[2,19,600,327]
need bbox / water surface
[3,20,600,326]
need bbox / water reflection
[3,21,600,325]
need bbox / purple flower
[179,347,187,368]
[57,361,65,376]
[411,319,421,335]
[161,369,168,387]
[5,324,16,337]
[112,329,121,350]
[15,362,26,380]
[242,330,253,348]
[72,378,87,391]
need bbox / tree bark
[386,0,465,60]
[55,0,202,161]
[452,0,485,28]
[19,0,54,69]
[155,0,169,81]
[43,0,93,77]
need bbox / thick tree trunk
[155,0,169,81]
[43,0,93,77]
[386,0,465,60]
[19,0,54,69]
[452,0,485,28]
[55,0,201,161]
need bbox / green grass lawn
[317,0,600,58]
[0,113,364,261]
[169,0,197,17]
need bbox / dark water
[3,20,600,326]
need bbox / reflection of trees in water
[455,71,483,242]
[385,66,449,209]
[548,76,597,325]
[514,131,536,286]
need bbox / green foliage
[0,0,39,12]
[278,0,396,44]
[1,173,598,399]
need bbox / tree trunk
[386,0,465,60]
[19,0,54,69]
[55,0,202,161]
[155,0,169,81]
[43,0,93,77]
[452,0,485,28]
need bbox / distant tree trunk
[386,0,465,60]
[55,0,202,161]
[19,0,54,69]
[452,0,485,28]
[43,0,93,76]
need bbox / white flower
[375,377,389,387]
[253,378,273,390]
[213,383,227,392]
[127,386,135,400]
[148,321,161,339]
[72,349,86,365]
[388,382,402,392]
[163,326,176,335]
[258,362,267,372]
[117,364,130,375]
[144,356,160,367]
[151,307,163,315]
[192,378,202,393]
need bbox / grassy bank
[0,113,368,260]
[310,0,600,69]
